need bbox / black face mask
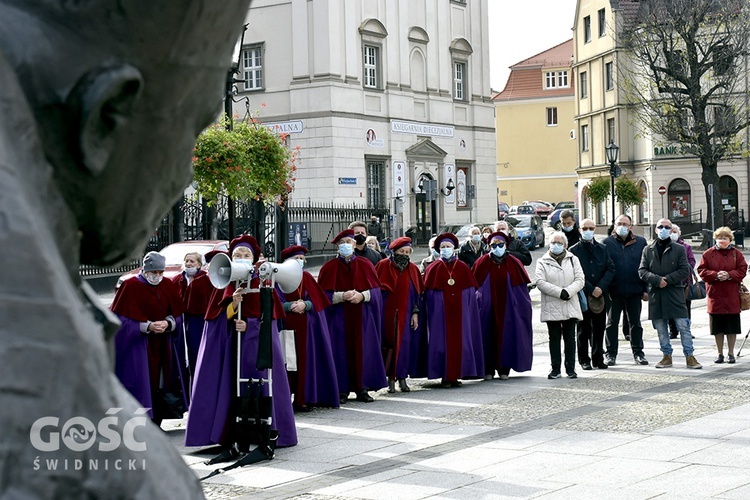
[393,253,410,270]
[354,234,367,245]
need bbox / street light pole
[606,140,620,227]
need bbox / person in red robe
[423,233,484,387]
[318,229,386,403]
[171,251,215,395]
[473,232,533,380]
[375,237,426,393]
[111,251,186,424]
[277,245,339,412]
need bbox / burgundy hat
[332,229,355,244]
[487,231,510,244]
[389,237,412,251]
[204,249,227,263]
[434,232,459,247]
[229,234,260,258]
[280,245,308,261]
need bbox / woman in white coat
[535,231,585,379]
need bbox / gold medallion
[448,278,455,286]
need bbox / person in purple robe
[318,229,386,403]
[375,236,426,393]
[473,232,533,380]
[423,233,484,387]
[111,251,186,424]
[277,245,339,412]
[185,235,297,449]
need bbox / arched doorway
[668,178,691,221]
[414,172,435,244]
[720,175,740,228]
[637,180,649,224]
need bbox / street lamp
[440,178,455,196]
[606,139,620,226]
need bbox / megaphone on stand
[208,253,254,289]
[257,260,303,293]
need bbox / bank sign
[654,144,699,156]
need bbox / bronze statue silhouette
[0,1,250,497]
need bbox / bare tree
[619,0,750,230]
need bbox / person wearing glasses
[569,219,616,370]
[603,214,649,366]
[473,232,533,380]
[639,219,702,369]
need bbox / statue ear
[72,65,144,176]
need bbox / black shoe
[339,393,349,404]
[548,370,561,379]
[356,390,374,403]
[605,355,616,366]
[624,334,631,341]
[634,354,649,365]
[581,362,593,371]
[450,380,462,388]
[567,371,578,379]
[594,362,609,369]
[294,405,313,413]
[669,332,678,339]
[715,355,724,364]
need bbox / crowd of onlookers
[108,210,747,452]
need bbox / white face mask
[670,233,679,242]
[471,234,481,242]
[581,230,595,241]
[184,266,198,277]
[615,225,629,238]
[440,247,454,259]
[296,258,305,269]
[144,272,163,286]
[550,243,565,255]
[562,224,574,232]
[491,245,506,258]
[234,258,254,267]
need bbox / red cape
[172,270,214,316]
[317,255,380,292]
[280,271,331,312]
[423,257,477,291]
[375,258,423,296]
[111,275,184,321]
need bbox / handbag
[740,284,750,311]
[577,289,588,313]
[685,269,706,300]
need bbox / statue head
[0,1,250,265]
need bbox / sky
[488,0,578,92]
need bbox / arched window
[637,180,649,224]
[410,48,426,92]
[668,178,691,221]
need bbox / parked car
[506,205,520,217]
[553,201,575,210]
[438,222,496,246]
[497,202,510,219]
[116,240,229,288]
[522,200,553,219]
[516,204,536,215]
[547,206,580,230]
[506,215,545,250]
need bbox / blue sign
[288,222,309,249]
[338,177,357,185]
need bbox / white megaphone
[208,253,254,289]
[257,259,303,294]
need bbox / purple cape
[114,317,152,417]
[381,285,427,379]
[325,291,387,393]
[185,312,297,448]
[424,288,484,380]
[477,273,534,372]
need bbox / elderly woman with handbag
[534,231,585,379]
[697,227,748,364]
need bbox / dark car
[547,207,579,230]
[506,215,545,249]
[116,240,229,288]
[497,202,510,219]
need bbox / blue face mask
[440,247,454,259]
[581,230,595,241]
[615,225,629,238]
[234,259,253,267]
[550,243,564,255]
[339,243,354,257]
[562,224,574,232]
[657,228,671,240]
[491,245,506,258]
[432,249,439,259]
[472,234,481,242]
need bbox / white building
[231,0,496,243]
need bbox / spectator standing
[698,227,748,364]
[639,218,701,369]
[535,231,585,379]
[603,214,649,366]
[668,224,697,339]
[350,220,382,266]
[494,220,532,266]
[367,215,384,241]
[458,226,489,269]
[569,219,615,370]
[560,209,581,248]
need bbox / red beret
[280,245,308,261]
[435,232,459,247]
[332,229,355,244]
[204,249,227,263]
[229,234,261,258]
[487,231,510,244]
[389,237,412,251]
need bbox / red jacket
[697,247,748,314]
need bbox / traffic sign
[658,185,667,195]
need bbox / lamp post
[606,139,620,226]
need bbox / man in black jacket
[560,209,581,248]
[494,220,532,266]
[570,219,615,370]
[349,220,382,267]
